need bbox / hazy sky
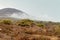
[0,0,60,22]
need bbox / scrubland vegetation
[0,19,60,40]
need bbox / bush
[54,26,60,35]
[37,23,44,28]
[16,19,34,26]
[0,19,13,25]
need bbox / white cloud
[36,14,57,22]
[10,13,31,19]
[9,13,58,22]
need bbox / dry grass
[0,19,59,40]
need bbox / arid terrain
[0,19,60,40]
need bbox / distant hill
[0,8,36,20]
[0,8,22,16]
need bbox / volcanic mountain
[0,8,35,20]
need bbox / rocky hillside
[0,19,60,40]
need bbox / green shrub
[16,19,34,26]
[37,23,44,28]
[0,19,12,25]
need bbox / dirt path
[32,34,58,40]
[50,36,58,40]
